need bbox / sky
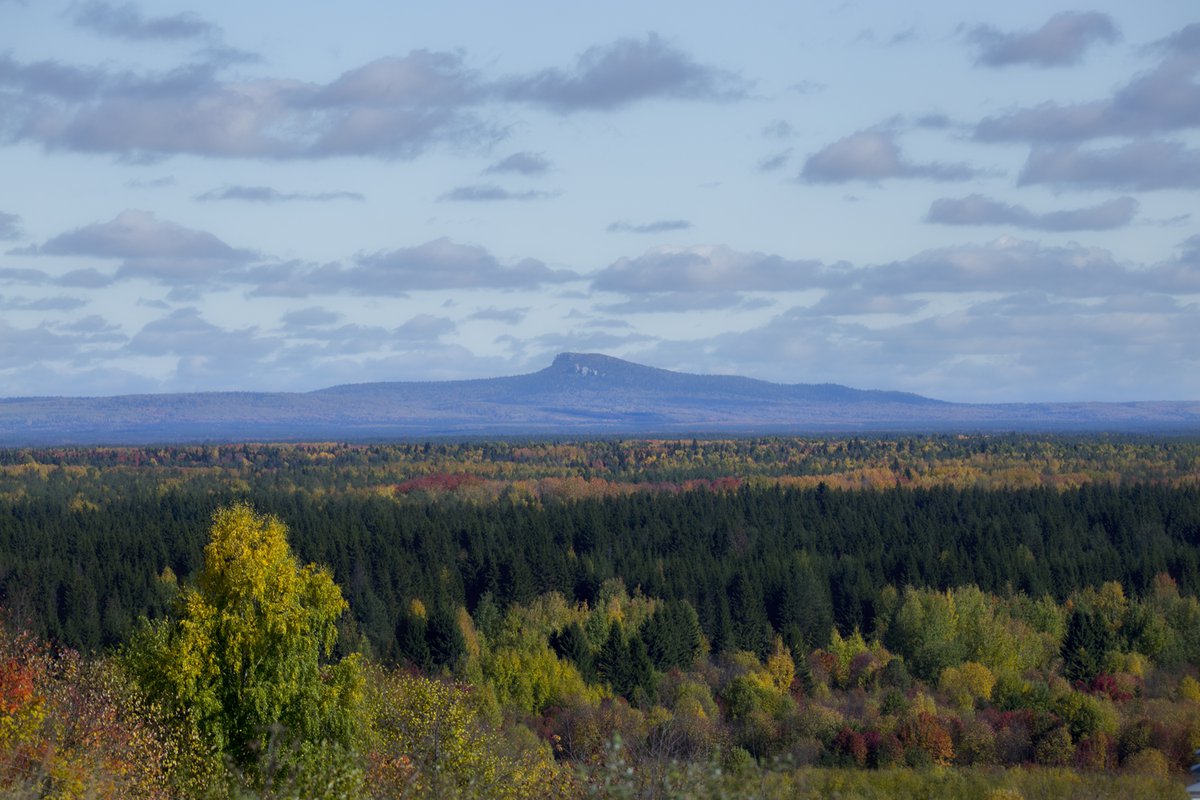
[1,1,1198,403]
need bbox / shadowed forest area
[1,434,1199,798]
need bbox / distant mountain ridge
[317,353,938,405]
[1,352,1197,445]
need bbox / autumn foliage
[2,434,1200,799]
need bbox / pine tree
[1061,609,1112,683]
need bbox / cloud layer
[499,33,747,112]
[607,219,692,234]
[71,1,218,41]
[975,24,1200,142]
[0,7,1196,402]
[926,195,1138,231]
[967,12,1119,68]
[1018,141,1200,190]
[801,131,977,183]
[0,34,743,161]
[439,185,556,202]
[31,210,254,284]
[484,152,552,175]
[0,211,21,240]
[195,186,365,203]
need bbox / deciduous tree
[128,504,363,774]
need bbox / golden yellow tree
[129,504,363,773]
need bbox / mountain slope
[1,352,1197,444]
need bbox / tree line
[1,480,1197,659]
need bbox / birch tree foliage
[129,503,362,766]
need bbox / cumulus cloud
[484,152,551,175]
[0,267,48,284]
[1018,141,1200,190]
[592,244,839,293]
[125,176,176,188]
[18,72,300,159]
[1157,22,1200,55]
[916,114,952,129]
[597,291,765,314]
[926,194,1138,231]
[249,238,578,297]
[305,54,500,158]
[0,53,108,100]
[0,34,744,161]
[2,263,165,290]
[287,323,397,356]
[354,239,575,290]
[1142,235,1200,294]
[500,33,747,112]
[860,238,1143,298]
[127,307,276,358]
[393,314,456,341]
[439,185,555,202]
[1182,234,1200,263]
[36,209,241,259]
[71,1,217,41]
[606,219,692,234]
[800,130,977,183]
[278,235,1197,321]
[0,51,488,160]
[277,319,457,358]
[0,294,87,311]
[0,317,126,371]
[0,362,162,396]
[269,314,457,366]
[194,185,364,203]
[975,24,1200,141]
[281,306,342,328]
[466,307,528,324]
[58,268,115,288]
[801,290,927,317]
[56,314,121,334]
[967,12,1119,68]
[314,52,483,108]
[632,289,1200,402]
[85,313,515,391]
[31,210,255,283]
[757,149,790,172]
[0,211,21,240]
[591,238,1191,318]
[517,330,656,361]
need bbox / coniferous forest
[2,434,1200,798]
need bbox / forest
[1,434,1199,798]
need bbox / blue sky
[1,1,1197,402]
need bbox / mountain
[1,352,1198,445]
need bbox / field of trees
[1,434,1198,798]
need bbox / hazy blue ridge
[1,353,1198,445]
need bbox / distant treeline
[3,433,1199,492]
[2,480,1198,657]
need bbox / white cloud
[967,12,1119,68]
[592,244,838,293]
[801,130,977,183]
[975,24,1200,141]
[1018,141,1200,190]
[926,194,1138,231]
[499,33,747,112]
[0,35,746,161]
[32,210,254,284]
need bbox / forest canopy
[1,434,1198,798]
